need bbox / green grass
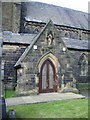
[7,99,88,118]
[76,83,90,90]
[5,90,15,98]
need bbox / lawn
[7,99,88,118]
[4,90,15,98]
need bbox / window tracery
[78,53,88,76]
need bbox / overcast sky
[31,0,89,13]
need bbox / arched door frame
[38,52,60,73]
[39,59,57,93]
[38,52,60,93]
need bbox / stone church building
[1,2,89,94]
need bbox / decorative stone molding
[38,52,60,73]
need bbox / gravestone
[8,109,16,118]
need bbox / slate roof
[2,31,36,44]
[62,37,88,50]
[23,1,89,30]
[3,31,89,51]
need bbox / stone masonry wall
[16,22,77,93]
[69,50,88,83]
[2,2,13,32]
[2,44,27,89]
[2,2,21,33]
[2,29,89,90]
[3,43,89,90]
[21,21,88,40]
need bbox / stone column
[61,74,65,88]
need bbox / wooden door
[39,59,57,93]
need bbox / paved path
[5,93,85,106]
[80,90,90,98]
[5,92,85,107]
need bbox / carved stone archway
[37,52,60,93]
[38,52,60,73]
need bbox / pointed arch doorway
[39,59,58,93]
